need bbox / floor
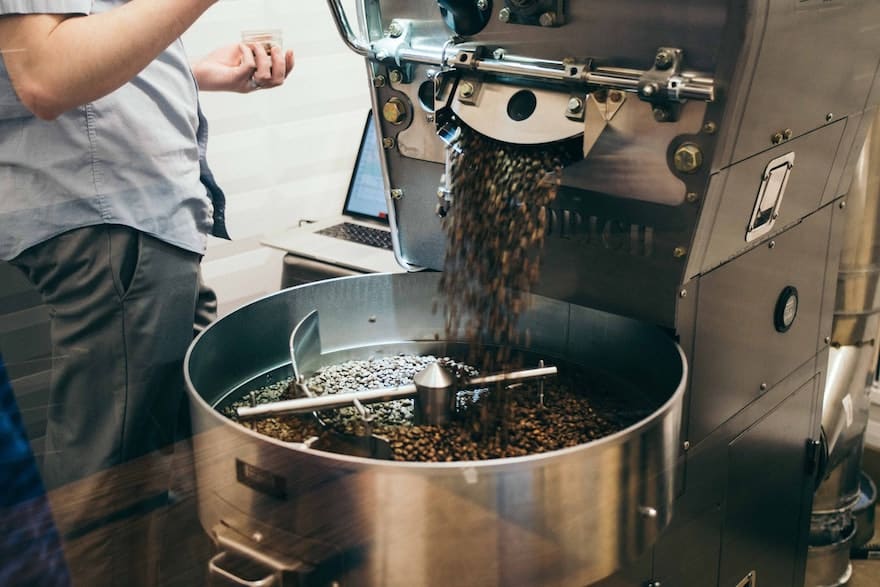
[25,443,880,586]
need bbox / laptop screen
[343,111,389,222]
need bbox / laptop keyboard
[316,222,393,250]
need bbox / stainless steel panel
[689,207,831,443]
[653,505,723,586]
[730,0,880,164]
[719,378,818,587]
[697,122,844,276]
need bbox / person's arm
[191,43,295,93]
[0,0,216,120]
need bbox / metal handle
[326,0,371,56]
[209,525,311,586]
[209,552,277,587]
[236,365,557,419]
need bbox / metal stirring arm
[236,364,558,423]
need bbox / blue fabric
[0,354,42,506]
[0,0,229,260]
[0,354,72,586]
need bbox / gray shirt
[0,0,227,261]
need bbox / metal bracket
[637,47,690,120]
[582,90,626,158]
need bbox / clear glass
[240,29,283,53]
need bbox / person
[0,353,71,586]
[0,2,293,583]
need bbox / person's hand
[191,43,294,93]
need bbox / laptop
[261,110,402,274]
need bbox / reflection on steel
[185,272,687,587]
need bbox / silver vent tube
[815,113,880,510]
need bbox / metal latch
[746,152,795,242]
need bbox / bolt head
[390,188,404,200]
[382,98,407,125]
[783,128,793,140]
[389,69,403,84]
[609,90,623,103]
[655,50,673,70]
[459,81,475,99]
[539,12,556,27]
[826,113,834,122]
[771,132,784,145]
[673,144,703,174]
[686,192,699,203]
[372,75,386,88]
[567,97,584,114]
[653,107,671,123]
[387,21,404,38]
[673,246,688,258]
[382,137,394,149]
[702,121,717,134]
[498,7,511,22]
[476,0,488,10]
[492,48,505,60]
[641,83,657,97]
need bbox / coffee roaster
[185,1,880,586]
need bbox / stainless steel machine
[185,1,880,585]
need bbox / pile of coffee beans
[230,354,653,462]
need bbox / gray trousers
[10,225,202,491]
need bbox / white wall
[183,0,371,316]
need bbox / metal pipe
[325,0,371,56]
[236,365,557,420]
[324,0,715,102]
[815,109,880,504]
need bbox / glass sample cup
[241,29,283,54]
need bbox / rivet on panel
[673,246,688,258]
[683,441,691,451]
[686,192,699,203]
[679,289,688,298]
[760,382,768,391]
[702,121,717,134]
[840,201,847,209]
[769,240,776,249]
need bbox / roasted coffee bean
[439,126,579,438]
[232,356,653,462]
